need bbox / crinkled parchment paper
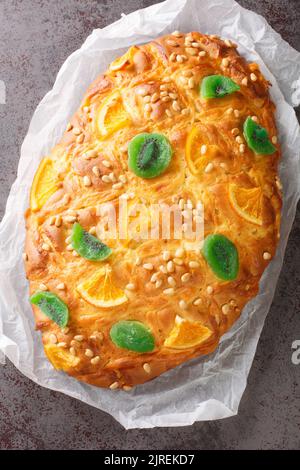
[0,0,300,429]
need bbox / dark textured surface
[0,0,300,450]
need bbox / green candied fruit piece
[110,320,155,353]
[243,117,276,155]
[128,133,173,179]
[202,234,239,281]
[30,291,69,327]
[200,74,240,98]
[71,223,112,261]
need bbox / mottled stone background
[0,0,299,450]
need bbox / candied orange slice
[30,158,60,211]
[109,46,139,72]
[185,126,221,176]
[96,91,130,138]
[77,265,128,308]
[229,183,263,225]
[44,344,80,371]
[164,315,212,349]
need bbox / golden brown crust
[24,32,282,390]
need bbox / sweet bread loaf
[24,31,282,390]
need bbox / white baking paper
[0,0,300,429]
